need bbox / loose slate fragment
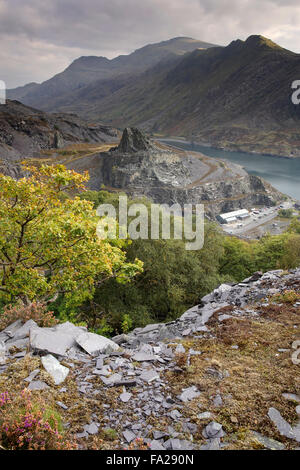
[0,341,6,365]
[132,352,156,362]
[106,373,123,385]
[140,369,160,383]
[123,430,136,443]
[203,422,224,439]
[56,401,68,410]
[30,328,74,357]
[180,386,201,403]
[24,368,40,383]
[119,391,132,403]
[41,354,69,385]
[250,431,285,450]
[150,440,165,450]
[28,380,50,391]
[268,407,295,440]
[76,332,119,356]
[1,320,23,339]
[282,393,300,403]
[13,319,38,341]
[84,423,99,435]
[175,344,186,354]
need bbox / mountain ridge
[7,37,218,111]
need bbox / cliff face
[0,100,118,177]
[71,128,283,218]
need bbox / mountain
[8,34,300,157]
[0,99,118,178]
[7,37,218,111]
[6,82,40,101]
[83,35,300,157]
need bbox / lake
[162,140,300,201]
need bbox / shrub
[0,302,59,331]
[0,389,77,450]
[270,289,300,304]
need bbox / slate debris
[0,267,299,450]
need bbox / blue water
[162,140,300,201]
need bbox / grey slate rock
[106,373,123,385]
[13,319,38,341]
[76,331,119,356]
[201,438,221,450]
[30,328,75,357]
[198,412,212,420]
[56,401,68,410]
[169,409,182,420]
[24,368,40,383]
[5,338,29,352]
[150,440,165,450]
[84,423,99,435]
[203,422,225,439]
[119,391,132,403]
[213,394,223,407]
[282,393,300,403]
[1,320,23,339]
[250,431,285,450]
[268,407,296,440]
[0,341,6,365]
[28,380,50,391]
[123,430,136,443]
[140,369,160,383]
[180,386,201,403]
[153,430,168,440]
[41,354,69,385]
[132,352,156,362]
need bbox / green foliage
[1,178,299,337]
[0,165,142,306]
[278,208,294,218]
[121,314,133,334]
[73,189,300,334]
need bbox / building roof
[220,209,249,220]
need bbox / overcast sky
[1,0,300,88]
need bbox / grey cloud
[0,0,300,87]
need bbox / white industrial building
[218,209,250,224]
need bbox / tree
[0,165,142,305]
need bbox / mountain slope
[88,35,300,157]
[7,37,218,112]
[0,100,118,178]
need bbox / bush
[0,302,59,331]
[278,208,293,218]
[270,290,300,304]
[0,389,77,450]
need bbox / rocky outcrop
[79,128,284,218]
[0,100,118,177]
[116,127,154,153]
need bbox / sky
[1,0,300,88]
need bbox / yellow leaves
[0,164,142,303]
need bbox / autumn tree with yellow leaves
[0,165,142,306]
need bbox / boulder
[41,354,69,385]
[13,319,38,341]
[29,327,75,357]
[76,331,119,356]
